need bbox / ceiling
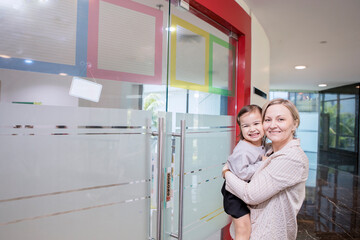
[242,0,360,91]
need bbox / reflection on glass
[318,83,359,175]
[324,93,337,101]
[339,98,355,151]
[323,101,337,148]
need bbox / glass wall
[269,91,319,187]
[318,83,360,175]
[0,0,240,239]
[270,91,319,112]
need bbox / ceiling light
[59,73,68,76]
[294,65,306,70]
[24,59,33,64]
[318,84,327,87]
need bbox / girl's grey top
[227,140,266,181]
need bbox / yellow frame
[170,15,210,92]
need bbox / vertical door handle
[170,120,185,240]
[152,118,164,240]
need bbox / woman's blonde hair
[262,98,300,136]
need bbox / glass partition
[162,113,234,240]
[0,104,152,239]
[269,91,319,186]
[0,0,170,239]
[319,84,359,175]
[0,0,239,239]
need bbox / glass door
[161,2,238,239]
[162,114,234,240]
[0,0,238,239]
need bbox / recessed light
[59,73,68,76]
[294,65,306,70]
[318,84,327,87]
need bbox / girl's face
[239,110,264,146]
[263,104,298,151]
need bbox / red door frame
[188,1,251,239]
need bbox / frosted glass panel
[168,5,237,117]
[175,25,206,85]
[212,43,230,89]
[0,104,152,240]
[98,0,155,75]
[0,0,77,65]
[164,113,234,240]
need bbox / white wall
[235,0,271,108]
[235,0,250,14]
[250,14,270,107]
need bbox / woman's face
[263,104,297,151]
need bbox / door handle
[170,120,185,240]
[152,117,164,240]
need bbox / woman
[223,98,309,240]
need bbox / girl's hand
[262,156,268,161]
[222,163,231,178]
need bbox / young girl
[221,104,266,240]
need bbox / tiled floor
[297,165,360,239]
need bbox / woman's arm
[225,152,307,205]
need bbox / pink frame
[87,0,163,84]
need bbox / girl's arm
[228,153,262,181]
[225,152,307,205]
[227,143,262,181]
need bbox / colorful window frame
[170,14,210,93]
[170,15,235,96]
[87,0,163,84]
[0,1,88,77]
[209,34,236,96]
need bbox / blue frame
[0,0,88,77]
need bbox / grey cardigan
[225,139,309,240]
[227,140,265,181]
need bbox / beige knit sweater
[225,139,309,240]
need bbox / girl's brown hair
[237,104,262,140]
